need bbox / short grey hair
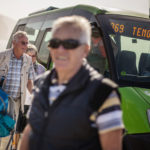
[12,31,28,42]
[26,44,37,55]
[51,16,91,46]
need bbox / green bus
[7,4,150,150]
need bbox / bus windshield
[98,14,150,85]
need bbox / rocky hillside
[0,14,16,50]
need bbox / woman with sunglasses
[25,43,46,113]
[20,16,123,150]
[26,44,46,79]
[24,43,46,131]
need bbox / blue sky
[0,0,149,20]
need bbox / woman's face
[26,51,36,63]
[50,27,89,74]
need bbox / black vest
[29,62,119,150]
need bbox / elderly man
[20,16,123,150]
[0,31,34,150]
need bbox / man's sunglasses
[48,38,82,49]
[21,41,28,46]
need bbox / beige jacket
[0,49,33,112]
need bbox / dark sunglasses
[29,55,36,58]
[48,38,82,49]
[21,41,28,46]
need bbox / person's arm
[19,124,32,150]
[94,90,124,150]
[27,79,33,93]
[99,129,123,150]
[27,60,35,92]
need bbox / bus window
[24,22,40,44]
[17,24,26,31]
[24,16,45,44]
[37,29,52,66]
[98,15,150,83]
[120,36,150,76]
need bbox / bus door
[96,14,150,150]
[96,15,150,84]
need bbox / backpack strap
[0,89,9,113]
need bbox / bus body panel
[135,88,150,105]
[120,87,150,133]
